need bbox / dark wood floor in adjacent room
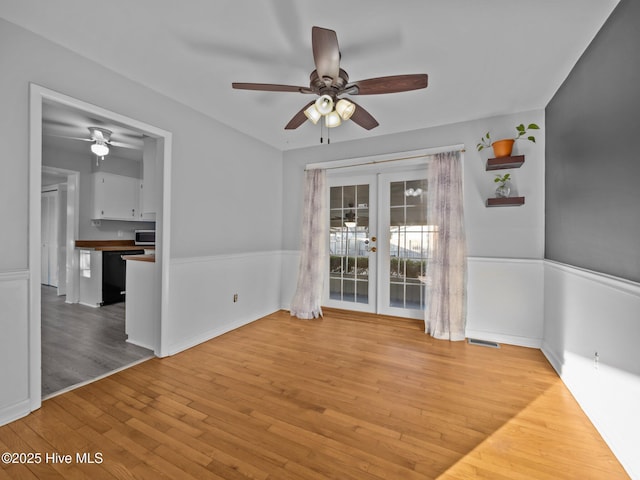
[1,308,629,479]
[41,285,154,397]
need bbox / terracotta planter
[491,139,515,158]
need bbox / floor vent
[468,338,500,348]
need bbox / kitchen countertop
[122,254,156,263]
[75,240,155,252]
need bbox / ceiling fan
[232,26,428,132]
[44,126,140,163]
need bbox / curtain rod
[305,145,465,171]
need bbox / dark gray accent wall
[545,0,640,283]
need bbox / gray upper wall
[0,18,283,269]
[545,0,640,283]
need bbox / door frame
[42,166,80,301]
[28,84,173,412]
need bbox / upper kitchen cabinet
[139,136,158,221]
[92,172,140,220]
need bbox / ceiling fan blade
[349,74,428,95]
[312,26,340,84]
[349,102,379,130]
[284,101,314,130]
[43,132,91,142]
[109,140,140,149]
[232,82,313,94]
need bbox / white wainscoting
[166,251,283,356]
[282,253,545,347]
[0,270,31,426]
[467,257,544,348]
[542,261,640,479]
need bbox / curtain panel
[425,151,467,340]
[290,168,327,319]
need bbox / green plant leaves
[477,132,491,151]
[494,173,511,184]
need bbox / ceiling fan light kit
[325,111,342,128]
[315,94,334,115]
[90,142,109,157]
[335,99,355,121]
[232,26,428,142]
[303,104,322,124]
[88,127,113,163]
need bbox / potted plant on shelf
[494,173,511,198]
[477,123,540,158]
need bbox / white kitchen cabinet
[92,172,140,220]
[139,136,158,221]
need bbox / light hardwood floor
[41,285,154,397]
[1,308,629,479]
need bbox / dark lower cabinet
[102,250,144,305]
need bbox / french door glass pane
[329,184,370,304]
[388,179,433,310]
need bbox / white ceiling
[1,0,619,151]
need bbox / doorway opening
[29,84,172,411]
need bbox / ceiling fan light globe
[91,142,109,157]
[325,111,342,128]
[315,94,334,116]
[336,99,355,120]
[304,104,321,124]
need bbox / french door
[325,169,433,319]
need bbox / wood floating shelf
[486,196,525,207]
[486,155,525,170]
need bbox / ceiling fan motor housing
[310,69,350,99]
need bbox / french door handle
[369,247,377,253]
[371,236,377,242]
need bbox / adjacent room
[1,1,638,478]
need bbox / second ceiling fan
[232,26,428,131]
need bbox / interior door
[41,189,59,287]
[325,168,430,320]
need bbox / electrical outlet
[233,293,238,303]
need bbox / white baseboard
[166,313,267,356]
[78,301,99,308]
[466,329,541,348]
[0,399,30,427]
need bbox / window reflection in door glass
[388,179,434,310]
[329,184,370,304]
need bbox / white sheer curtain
[290,168,327,319]
[425,151,467,340]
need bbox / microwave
[134,230,156,245]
